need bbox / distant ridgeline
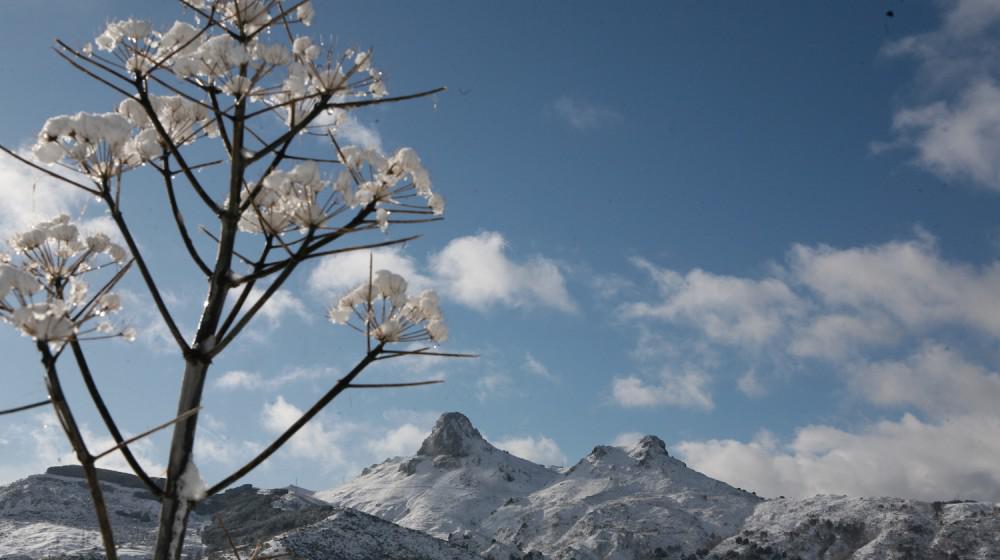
[45,465,166,493]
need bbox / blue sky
[2,0,1000,501]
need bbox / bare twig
[93,406,201,462]
[37,342,119,560]
[348,380,443,389]
[214,514,243,560]
[0,399,51,416]
[207,343,384,496]
[0,144,100,195]
[69,340,164,496]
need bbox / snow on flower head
[95,19,152,52]
[32,111,151,178]
[330,145,442,233]
[237,161,333,234]
[328,268,447,344]
[0,218,134,343]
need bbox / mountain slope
[316,412,561,539]
[319,413,762,559]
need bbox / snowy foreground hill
[0,413,998,559]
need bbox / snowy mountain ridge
[0,412,998,559]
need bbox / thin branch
[348,380,443,389]
[207,344,383,496]
[199,225,257,266]
[93,406,201,462]
[134,80,221,215]
[214,514,243,560]
[161,155,213,276]
[323,87,446,112]
[234,235,419,284]
[104,193,191,353]
[37,342,119,560]
[0,399,51,416]
[0,145,100,195]
[53,44,134,98]
[378,349,479,359]
[69,340,164,496]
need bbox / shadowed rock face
[417,412,486,457]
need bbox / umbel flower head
[328,269,447,344]
[0,216,135,344]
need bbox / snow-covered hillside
[2,413,999,559]
[319,412,762,559]
[316,412,561,538]
[0,466,477,560]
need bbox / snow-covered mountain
[316,412,561,539]
[0,466,477,559]
[2,412,999,559]
[319,412,762,559]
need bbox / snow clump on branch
[0,216,134,344]
[328,269,448,344]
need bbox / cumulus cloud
[238,288,309,327]
[611,432,644,449]
[551,96,623,130]
[612,369,713,410]
[677,413,1000,501]
[737,370,767,398]
[493,435,567,466]
[309,232,575,315]
[430,232,576,312]
[621,233,1000,410]
[523,352,555,380]
[789,236,1000,338]
[0,412,164,485]
[855,343,1000,418]
[625,258,803,346]
[261,396,359,470]
[308,247,430,298]
[214,367,325,391]
[475,373,512,402]
[367,423,428,459]
[881,0,1000,190]
[0,151,92,238]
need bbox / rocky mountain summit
[1,412,998,559]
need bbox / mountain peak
[417,412,487,457]
[629,435,669,459]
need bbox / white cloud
[0,150,93,238]
[523,352,554,380]
[855,343,1000,418]
[261,396,358,470]
[233,287,309,327]
[551,96,623,130]
[737,370,766,398]
[318,109,383,152]
[891,81,1000,189]
[788,312,898,360]
[0,412,165,484]
[367,423,428,459]
[612,369,713,411]
[881,0,1000,190]
[611,432,644,449]
[475,373,512,402]
[215,370,265,390]
[677,413,1000,501]
[308,232,574,315]
[308,246,430,297]
[625,258,803,346]
[215,367,325,391]
[430,232,576,312]
[789,236,1000,338]
[493,435,567,466]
